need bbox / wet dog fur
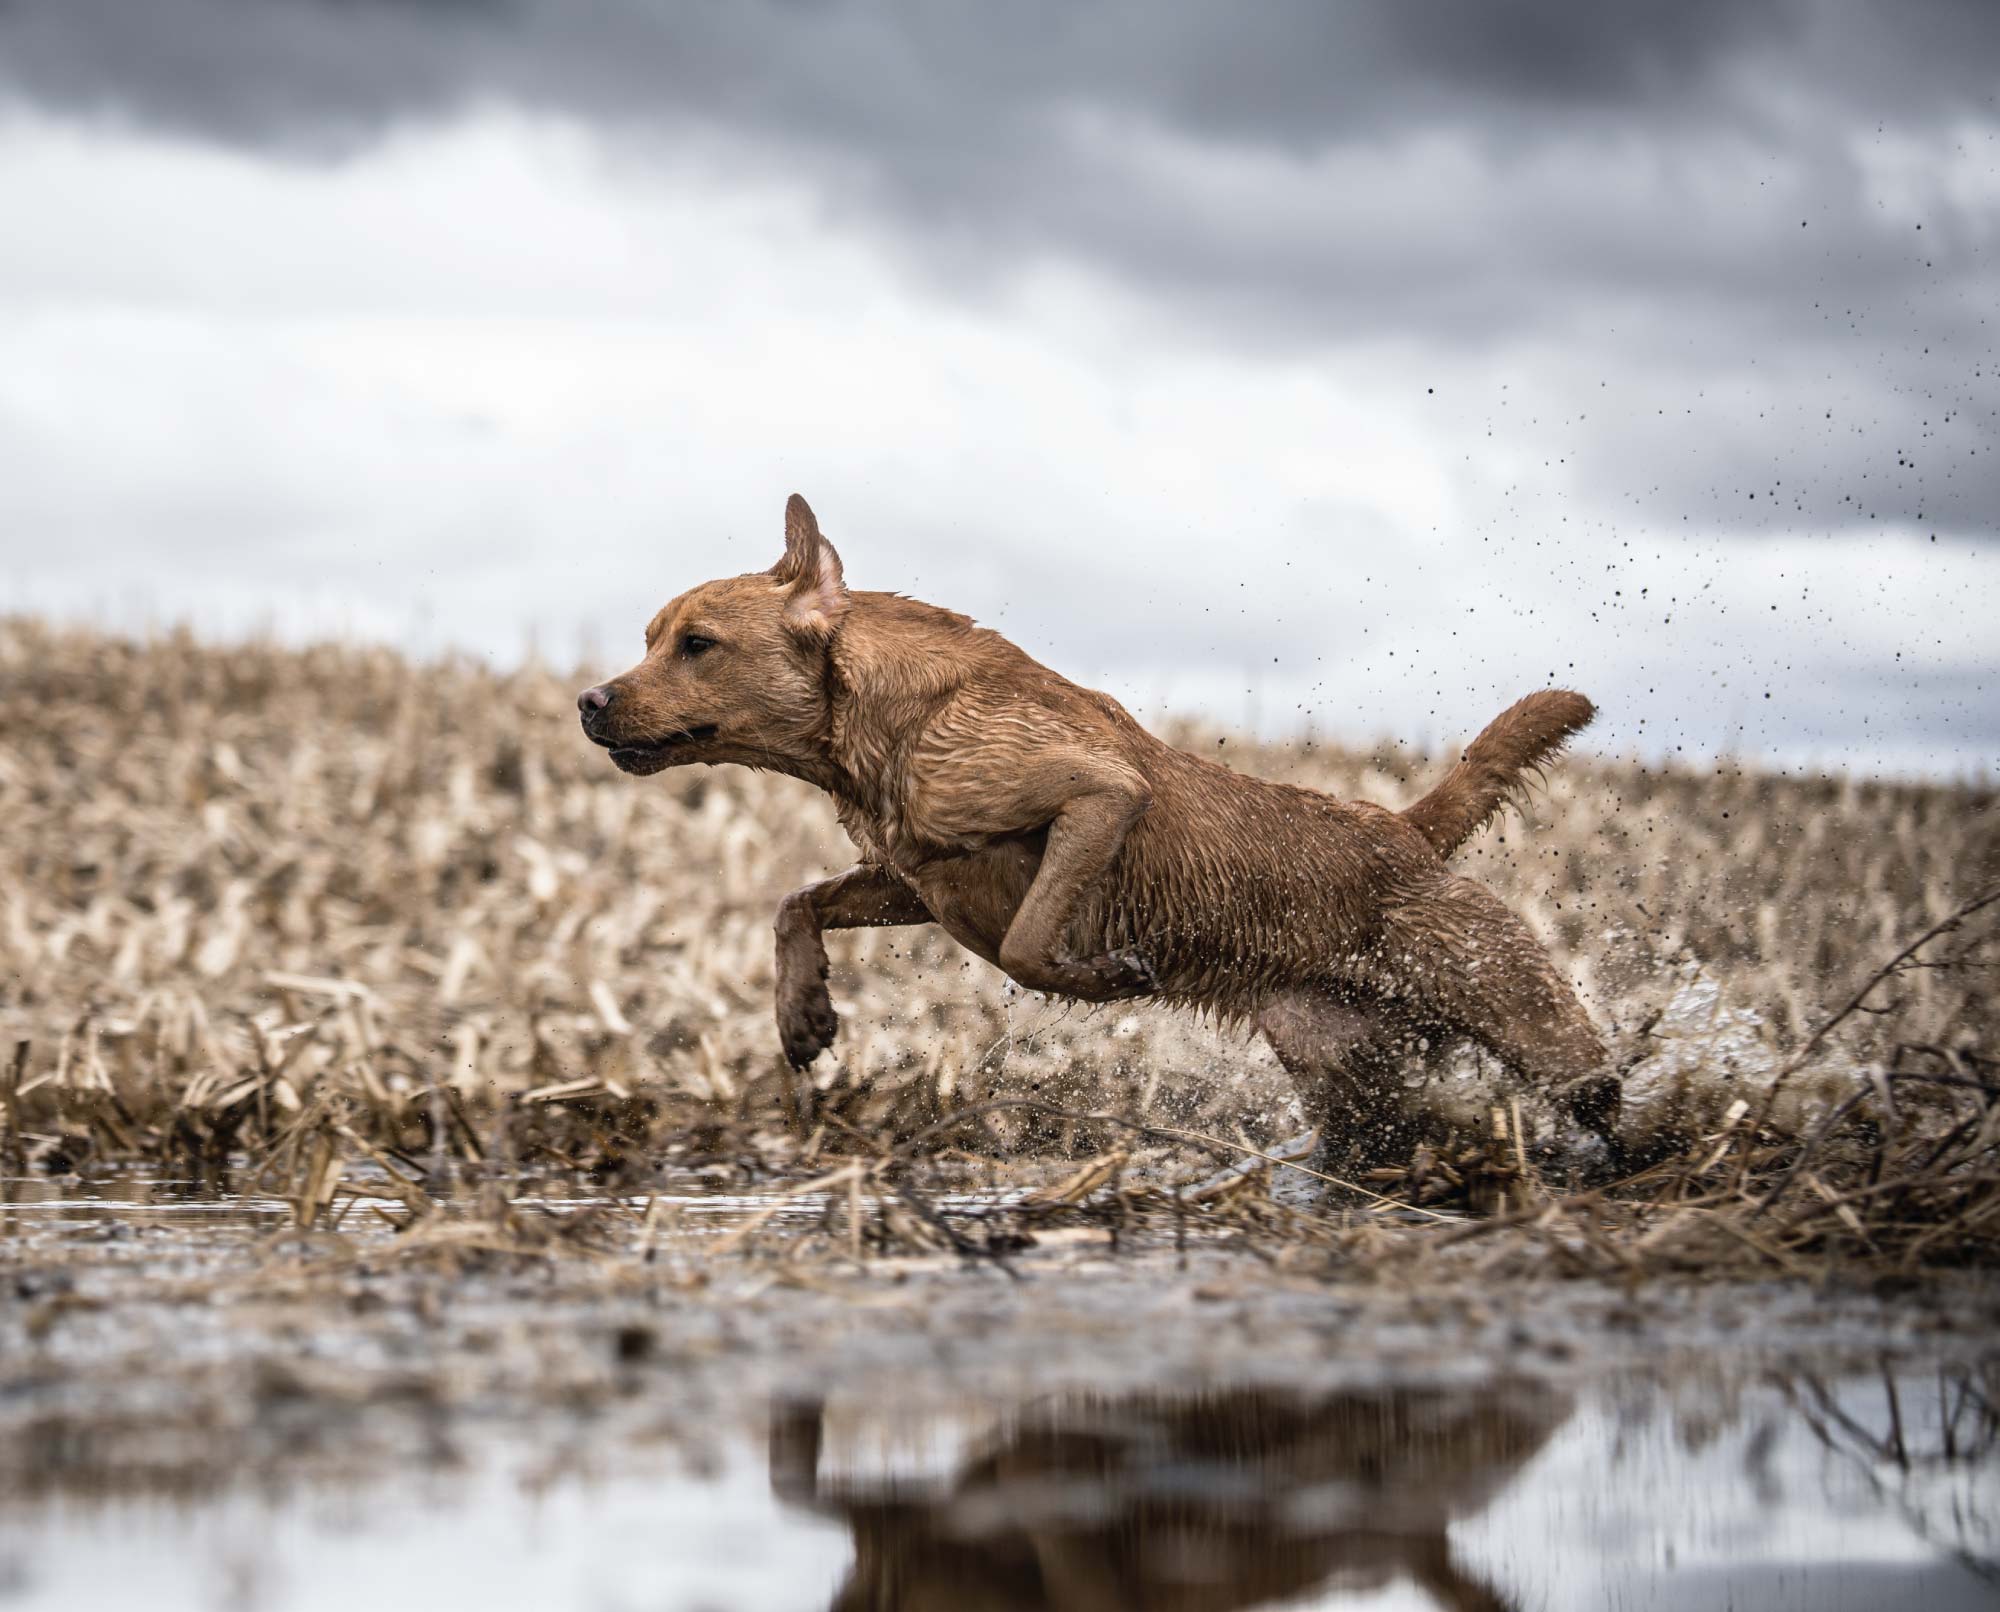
[580,496,1616,1163]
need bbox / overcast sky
[1,1,1994,775]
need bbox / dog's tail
[1401,690,1595,859]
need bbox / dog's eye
[680,633,716,658]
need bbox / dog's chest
[834,794,975,870]
[834,793,933,871]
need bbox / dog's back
[1070,722,1449,1015]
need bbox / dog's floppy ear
[771,493,848,639]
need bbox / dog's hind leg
[774,864,934,1069]
[1381,877,1621,1142]
[1257,990,1423,1173]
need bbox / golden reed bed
[0,618,1994,1273]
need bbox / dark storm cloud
[10,1,1992,144]
[0,1,1790,152]
[4,0,1997,536]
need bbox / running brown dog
[579,495,1617,1160]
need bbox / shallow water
[3,1171,1997,1611]
[6,1370,1996,1611]
[0,1165,1010,1240]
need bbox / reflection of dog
[580,496,1614,1160]
[769,1384,1567,1612]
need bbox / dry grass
[1,617,1995,1275]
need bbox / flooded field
[4,1172,1997,1611]
[3,631,1998,1606]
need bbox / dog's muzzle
[577,685,717,771]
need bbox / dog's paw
[774,932,838,1069]
[777,974,839,1069]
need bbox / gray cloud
[3,0,1995,543]
[7,2,1988,152]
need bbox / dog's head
[578,495,848,777]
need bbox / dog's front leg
[996,766,1155,1002]
[774,863,934,1068]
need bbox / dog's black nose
[578,684,614,716]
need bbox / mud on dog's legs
[1257,990,1425,1173]
[1381,876,1622,1144]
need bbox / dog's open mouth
[596,725,719,773]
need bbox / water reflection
[1,1359,1995,1610]
[770,1385,1566,1611]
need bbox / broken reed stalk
[707,1164,870,1256]
[1755,886,2000,1122]
[1,1041,25,1170]
[1749,886,2000,1223]
[887,1096,1464,1222]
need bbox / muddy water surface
[2,1172,1996,1611]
